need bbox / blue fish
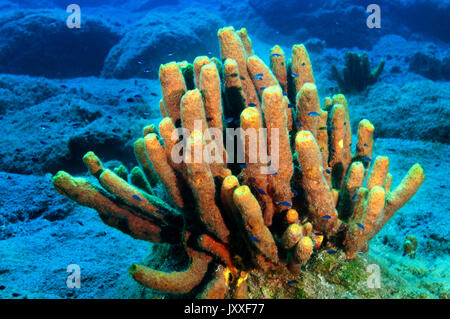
[260,87,266,91]
[351,194,358,201]
[288,103,296,108]
[356,223,365,230]
[363,156,372,162]
[434,164,440,167]
[144,68,151,73]
[271,53,281,57]
[308,112,320,117]
[329,125,335,131]
[253,73,263,78]
[226,117,234,123]
[137,61,144,65]
[315,233,322,236]
[387,148,396,152]
[295,122,303,127]
[248,103,257,107]
[330,147,336,153]
[322,215,331,220]
[328,250,337,254]
[319,126,327,130]
[156,209,167,215]
[40,125,50,129]
[132,194,142,201]
[282,91,288,96]
[364,143,368,147]
[291,73,299,78]
[270,171,278,175]
[249,236,260,242]
[287,280,298,286]
[344,122,347,126]
[292,189,298,197]
[277,201,292,207]
[325,169,331,174]
[240,164,248,169]
[256,188,266,195]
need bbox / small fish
[119,88,126,93]
[291,73,299,78]
[144,68,151,73]
[168,51,175,57]
[156,209,167,215]
[270,171,278,175]
[249,236,260,242]
[60,84,68,89]
[288,103,296,108]
[132,194,142,201]
[364,143,367,147]
[256,188,266,195]
[301,62,305,66]
[40,125,50,129]
[351,194,358,201]
[77,221,84,226]
[440,185,446,189]
[229,73,238,78]
[434,164,440,167]
[319,126,327,130]
[329,125,335,131]
[134,94,143,99]
[363,156,372,162]
[107,115,113,119]
[248,103,257,107]
[295,122,303,127]
[315,233,323,236]
[282,91,287,96]
[287,280,298,286]
[239,164,248,169]
[344,122,347,126]
[260,87,266,91]
[356,223,365,230]
[253,73,263,78]
[330,147,336,153]
[325,169,331,174]
[226,117,234,123]
[150,92,158,97]
[327,250,337,254]
[71,123,81,128]
[271,53,281,57]
[137,61,144,65]
[127,97,135,103]
[387,148,396,152]
[277,201,292,207]
[40,141,48,145]
[292,189,298,197]
[322,215,331,220]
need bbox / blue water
[0,0,448,299]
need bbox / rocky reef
[51,27,425,298]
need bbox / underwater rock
[347,80,450,144]
[0,172,71,239]
[0,9,121,78]
[0,75,161,175]
[101,8,224,79]
[408,52,450,81]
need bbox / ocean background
[0,0,448,299]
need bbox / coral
[52,27,424,298]
[332,52,385,93]
[403,235,418,258]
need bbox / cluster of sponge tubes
[52,26,425,298]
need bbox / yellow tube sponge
[270,45,288,94]
[185,130,230,244]
[262,85,293,212]
[366,156,390,190]
[159,62,187,125]
[193,56,210,89]
[144,133,184,208]
[129,247,213,294]
[233,185,279,264]
[237,28,253,56]
[291,44,315,95]
[218,26,260,109]
[247,55,279,95]
[296,83,320,138]
[295,130,341,235]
